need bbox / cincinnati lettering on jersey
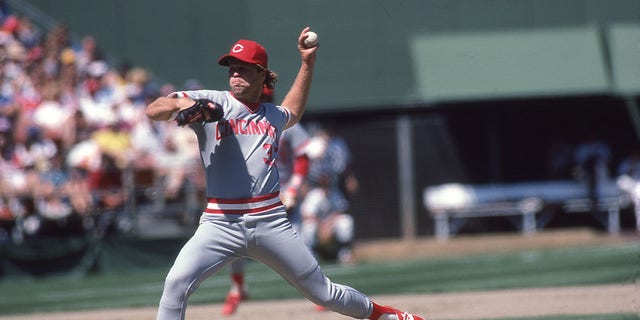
[216,119,278,140]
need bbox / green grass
[0,241,638,315]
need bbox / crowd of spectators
[0,9,201,243]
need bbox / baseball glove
[175,99,224,126]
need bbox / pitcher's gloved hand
[175,99,223,126]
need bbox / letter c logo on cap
[232,44,244,53]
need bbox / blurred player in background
[301,125,358,265]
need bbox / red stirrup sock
[231,273,244,287]
[369,302,390,320]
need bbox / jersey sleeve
[275,105,292,128]
[169,89,226,101]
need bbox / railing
[1,165,205,245]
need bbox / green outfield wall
[16,0,640,112]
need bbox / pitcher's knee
[162,271,194,300]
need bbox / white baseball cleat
[397,311,421,320]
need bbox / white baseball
[304,31,318,47]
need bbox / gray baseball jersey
[157,90,372,320]
[173,89,288,213]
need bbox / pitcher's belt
[205,192,282,214]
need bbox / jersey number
[263,143,278,165]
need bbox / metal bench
[423,180,629,240]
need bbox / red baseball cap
[217,39,268,69]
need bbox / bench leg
[608,207,620,234]
[523,211,536,235]
[635,200,640,231]
[434,214,449,240]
